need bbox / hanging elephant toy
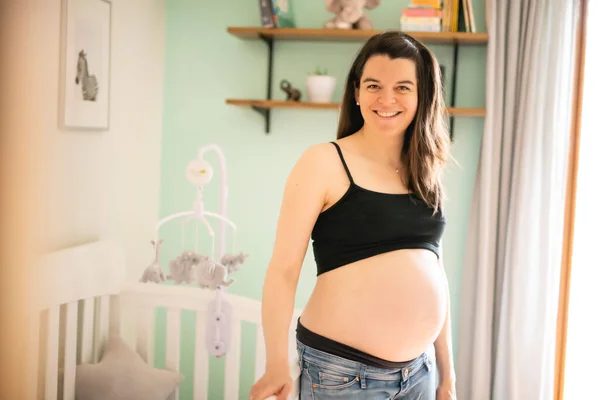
[220,252,249,274]
[168,250,207,285]
[196,259,234,290]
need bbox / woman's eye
[367,84,379,90]
[397,86,410,91]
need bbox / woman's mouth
[374,110,401,118]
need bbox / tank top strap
[330,141,354,184]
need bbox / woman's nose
[377,90,397,104]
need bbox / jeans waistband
[296,317,415,369]
[297,338,432,384]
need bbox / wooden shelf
[446,107,486,117]
[226,99,339,110]
[227,27,488,45]
[225,27,488,134]
[226,99,485,117]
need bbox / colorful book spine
[401,0,443,32]
[400,22,442,32]
[272,0,296,28]
[409,0,442,7]
[402,8,443,17]
[258,0,275,28]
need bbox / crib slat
[62,302,78,400]
[193,311,209,400]
[254,324,266,382]
[99,296,111,351]
[109,295,120,336]
[79,298,95,364]
[166,308,181,400]
[136,306,155,364]
[45,306,60,400]
[93,296,110,362]
[224,317,241,400]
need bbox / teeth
[376,111,400,117]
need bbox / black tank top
[311,142,446,276]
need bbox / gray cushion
[75,335,183,400]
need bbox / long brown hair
[337,31,450,214]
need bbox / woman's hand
[436,381,457,400]
[249,367,293,400]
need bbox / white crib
[27,239,302,400]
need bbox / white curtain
[456,1,580,399]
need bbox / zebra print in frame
[75,49,99,102]
[59,0,111,130]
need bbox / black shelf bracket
[251,105,269,118]
[449,41,459,141]
[257,34,274,134]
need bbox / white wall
[31,0,166,281]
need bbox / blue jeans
[297,339,436,399]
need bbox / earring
[356,101,360,105]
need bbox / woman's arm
[434,243,457,386]
[261,144,330,370]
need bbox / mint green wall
[157,1,486,398]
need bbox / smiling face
[335,31,450,214]
[354,55,418,136]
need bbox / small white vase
[306,75,336,103]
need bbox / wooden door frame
[554,0,589,399]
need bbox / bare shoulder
[289,141,340,180]
[296,142,339,166]
[267,142,339,275]
[278,141,343,217]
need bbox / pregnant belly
[300,249,448,362]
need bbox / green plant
[309,66,329,76]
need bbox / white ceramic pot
[306,75,336,103]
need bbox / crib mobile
[139,144,249,358]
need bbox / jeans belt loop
[424,353,432,372]
[360,364,367,389]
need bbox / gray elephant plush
[168,250,207,285]
[220,252,249,274]
[324,0,381,30]
[196,259,234,290]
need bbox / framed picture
[59,0,111,130]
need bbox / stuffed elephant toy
[324,0,382,30]
[197,259,234,290]
[220,252,249,274]
[168,250,207,285]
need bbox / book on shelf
[400,0,476,33]
[258,0,275,28]
[258,0,296,28]
[401,0,443,32]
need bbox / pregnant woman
[250,31,457,400]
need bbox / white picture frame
[59,0,112,130]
